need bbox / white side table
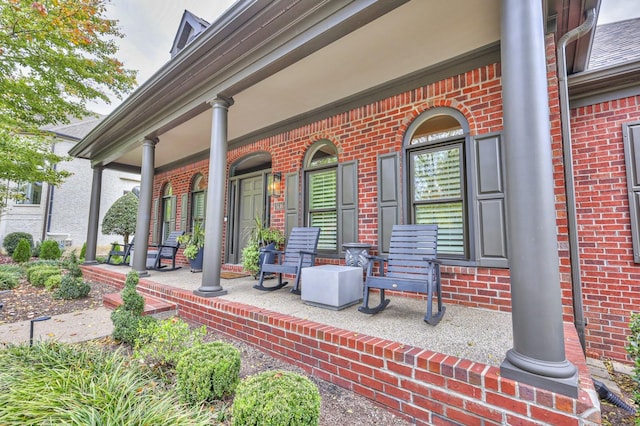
[301,265,363,310]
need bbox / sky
[89,0,640,115]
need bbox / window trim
[402,107,476,265]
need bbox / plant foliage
[111,270,155,344]
[232,370,321,426]
[102,192,138,244]
[241,217,285,276]
[626,312,640,407]
[39,239,61,260]
[12,238,31,263]
[0,264,23,290]
[2,231,33,255]
[0,0,136,205]
[0,342,212,425]
[134,317,206,368]
[175,341,241,405]
[177,222,205,260]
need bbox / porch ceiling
[97,0,503,170]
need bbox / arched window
[304,140,339,251]
[161,183,175,242]
[405,109,469,259]
[190,174,206,230]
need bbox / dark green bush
[12,239,32,263]
[79,242,86,261]
[175,341,241,405]
[232,370,321,426]
[29,267,61,287]
[53,274,90,299]
[40,240,62,260]
[3,232,33,255]
[625,312,640,407]
[61,251,82,279]
[111,271,153,344]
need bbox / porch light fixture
[268,172,282,197]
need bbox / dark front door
[237,175,264,262]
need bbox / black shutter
[473,132,508,268]
[285,172,299,238]
[180,193,188,231]
[151,198,159,245]
[623,123,640,263]
[377,153,400,254]
[338,160,358,248]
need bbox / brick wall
[149,34,638,364]
[570,95,640,362]
[83,265,599,425]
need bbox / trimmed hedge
[232,370,321,426]
[175,342,241,405]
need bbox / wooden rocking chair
[254,227,320,294]
[359,224,445,325]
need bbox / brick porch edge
[83,265,600,425]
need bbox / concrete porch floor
[102,264,514,366]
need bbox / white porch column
[195,96,233,297]
[132,138,158,277]
[83,165,103,264]
[499,0,578,397]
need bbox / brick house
[72,0,640,401]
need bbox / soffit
[100,0,501,169]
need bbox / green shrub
[60,251,82,279]
[12,239,31,263]
[44,274,62,290]
[111,271,153,344]
[0,341,212,425]
[625,312,640,407]
[25,261,59,281]
[176,341,241,405]
[40,240,62,260]
[3,232,33,255]
[232,370,321,426]
[53,274,90,299]
[134,317,206,368]
[29,267,61,288]
[0,272,19,290]
[79,242,86,261]
[0,264,24,290]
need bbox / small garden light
[29,316,51,347]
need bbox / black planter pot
[189,248,204,272]
[256,242,277,278]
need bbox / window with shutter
[404,108,471,261]
[161,183,174,241]
[623,122,640,263]
[191,173,206,230]
[304,139,358,255]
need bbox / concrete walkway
[0,307,113,347]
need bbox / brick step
[103,293,177,318]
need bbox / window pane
[310,211,337,250]
[415,202,464,255]
[413,147,461,201]
[309,170,336,210]
[193,192,205,219]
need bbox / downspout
[556,8,597,352]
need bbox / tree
[0,0,136,204]
[102,191,138,244]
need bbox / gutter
[556,8,597,353]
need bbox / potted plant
[178,222,205,272]
[242,217,285,278]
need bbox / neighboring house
[0,116,140,252]
[71,1,640,399]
